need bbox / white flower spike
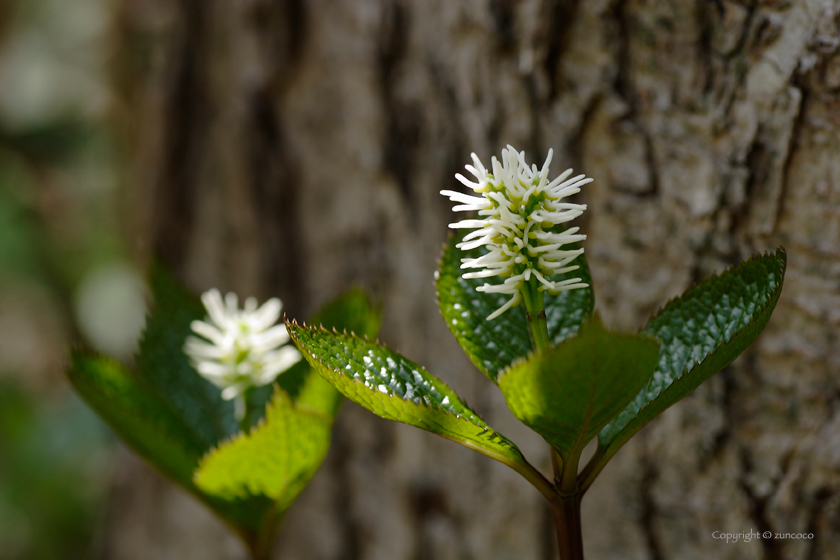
[184,289,301,420]
[442,145,590,320]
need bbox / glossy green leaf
[195,389,333,514]
[436,230,594,382]
[287,320,532,471]
[279,288,382,418]
[598,249,787,453]
[499,316,660,459]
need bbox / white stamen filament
[441,145,591,320]
[184,289,302,420]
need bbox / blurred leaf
[67,352,202,485]
[195,389,332,515]
[436,230,594,382]
[68,281,382,543]
[195,288,381,540]
[1,120,95,165]
[598,249,787,453]
[499,316,659,459]
[136,265,237,449]
[69,342,284,536]
[287,321,533,472]
[68,350,294,536]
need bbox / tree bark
[108,1,840,558]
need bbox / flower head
[184,289,301,419]
[441,145,590,320]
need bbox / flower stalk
[521,277,550,353]
[442,145,594,557]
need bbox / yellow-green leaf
[195,389,332,514]
[499,317,660,459]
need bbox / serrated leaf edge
[598,247,787,448]
[643,248,786,331]
[639,248,785,403]
[285,317,489,423]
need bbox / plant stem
[522,279,587,558]
[244,506,279,560]
[578,445,608,496]
[552,447,585,560]
[239,388,253,434]
[509,455,561,507]
[246,534,273,560]
[553,495,584,560]
[521,279,550,352]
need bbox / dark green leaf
[436,230,594,382]
[598,249,787,453]
[499,316,659,459]
[195,289,381,531]
[67,352,272,534]
[287,320,532,471]
[66,351,203,486]
[136,265,237,450]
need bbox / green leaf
[436,231,594,382]
[67,351,271,534]
[72,270,382,534]
[66,351,203,486]
[598,249,787,453]
[136,265,237,450]
[195,389,333,515]
[193,289,381,534]
[193,289,379,519]
[499,316,660,459]
[286,320,532,472]
[278,288,382,418]
[70,271,382,546]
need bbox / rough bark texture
[109,1,840,558]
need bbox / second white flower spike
[441,145,590,320]
[184,289,302,421]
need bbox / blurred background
[0,0,143,557]
[1,1,840,559]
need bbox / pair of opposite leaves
[288,231,786,482]
[68,268,381,545]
